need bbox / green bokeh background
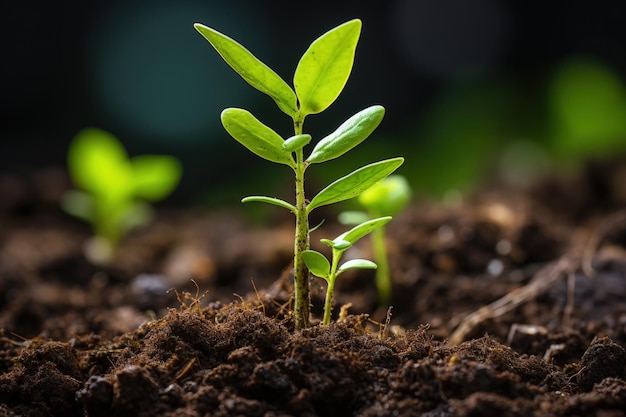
[2,0,626,212]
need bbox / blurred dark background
[3,0,626,206]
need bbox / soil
[2,161,626,416]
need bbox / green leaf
[283,134,312,152]
[338,210,370,225]
[302,250,330,280]
[67,128,133,198]
[61,190,95,222]
[320,238,334,248]
[330,239,352,251]
[242,196,296,213]
[549,59,626,158]
[337,259,377,275]
[131,155,182,201]
[221,108,296,167]
[194,23,298,116]
[307,157,404,213]
[307,105,385,163]
[335,216,392,246]
[294,19,361,115]
[120,201,154,232]
[358,175,412,216]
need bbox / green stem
[96,198,121,249]
[292,115,310,329]
[323,248,342,325]
[372,225,391,305]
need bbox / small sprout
[195,19,403,328]
[62,128,182,263]
[303,216,391,324]
[339,175,412,305]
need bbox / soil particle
[111,365,161,417]
[76,375,114,417]
[0,341,83,416]
[576,337,626,392]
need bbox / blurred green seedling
[195,19,404,328]
[339,175,412,305]
[302,216,391,324]
[62,128,182,263]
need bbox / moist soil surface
[1,162,626,416]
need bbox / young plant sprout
[339,175,412,305]
[62,128,182,263]
[302,216,391,325]
[195,19,404,329]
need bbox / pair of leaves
[194,19,361,118]
[302,250,377,282]
[302,216,392,280]
[198,19,370,170]
[64,128,182,243]
[221,104,385,170]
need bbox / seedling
[62,128,182,263]
[302,216,391,324]
[195,19,404,329]
[339,175,412,305]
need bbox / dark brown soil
[1,161,626,416]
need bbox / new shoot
[339,175,411,305]
[195,19,403,328]
[302,216,392,324]
[62,128,182,263]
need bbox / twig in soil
[365,308,393,339]
[381,306,393,339]
[448,208,626,345]
[2,334,31,347]
[447,245,584,345]
[581,208,626,277]
[250,279,265,316]
[175,357,197,381]
[543,342,566,363]
[563,271,577,329]
[568,365,587,383]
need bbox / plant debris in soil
[1,160,626,416]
